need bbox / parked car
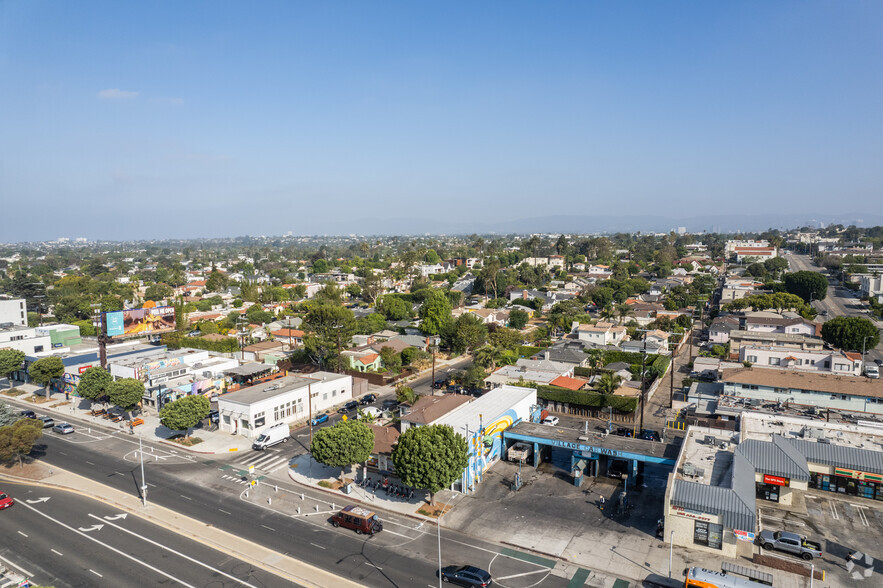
[0,492,13,510]
[756,530,822,560]
[607,460,627,479]
[381,399,399,410]
[614,427,633,438]
[19,410,36,420]
[640,429,661,442]
[432,379,447,389]
[330,505,383,535]
[360,394,377,405]
[438,565,493,587]
[357,407,382,420]
[38,416,55,429]
[208,410,219,424]
[310,414,330,426]
[338,400,359,413]
[52,423,75,435]
[252,423,290,451]
[542,416,559,426]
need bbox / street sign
[248,464,255,475]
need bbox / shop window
[694,521,723,550]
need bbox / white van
[252,423,290,450]
[865,364,880,379]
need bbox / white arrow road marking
[86,513,261,588]
[103,513,128,521]
[77,524,104,532]
[18,503,199,588]
[25,497,50,504]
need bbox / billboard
[105,306,176,338]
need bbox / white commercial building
[217,372,352,438]
[0,298,27,327]
[0,325,52,355]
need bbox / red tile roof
[359,353,380,365]
[550,375,589,391]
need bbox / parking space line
[850,504,870,527]
[830,501,839,520]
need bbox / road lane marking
[86,513,261,588]
[89,569,103,577]
[261,524,276,531]
[0,553,33,577]
[218,509,232,515]
[494,569,550,580]
[17,531,27,537]
[19,503,199,588]
[146,483,156,488]
[180,494,192,500]
[310,543,326,549]
[85,461,95,465]
[51,549,63,556]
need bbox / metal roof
[786,437,883,476]
[736,437,811,481]
[433,385,536,439]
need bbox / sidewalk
[0,464,363,588]
[3,382,253,454]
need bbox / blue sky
[1,1,881,241]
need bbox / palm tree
[586,348,604,377]
[616,303,634,325]
[594,372,623,395]
[474,345,504,372]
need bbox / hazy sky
[1,1,881,242]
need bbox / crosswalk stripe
[239,452,281,467]
[240,455,288,471]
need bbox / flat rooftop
[220,371,349,405]
[677,428,738,487]
[740,411,883,453]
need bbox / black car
[607,460,627,479]
[381,399,399,410]
[640,429,661,442]
[338,400,359,413]
[438,565,492,587]
[19,410,37,420]
[614,427,633,438]
[360,394,377,405]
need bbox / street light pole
[437,518,443,588]
[668,530,674,578]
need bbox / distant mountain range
[301,212,883,236]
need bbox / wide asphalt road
[0,484,298,588]
[24,419,574,588]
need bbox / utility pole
[336,323,342,374]
[431,346,437,393]
[640,333,647,435]
[669,339,675,408]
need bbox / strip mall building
[664,412,883,557]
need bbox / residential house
[728,331,825,360]
[399,394,473,432]
[549,375,589,391]
[271,328,304,349]
[739,346,863,377]
[574,322,627,346]
[465,308,510,326]
[341,350,384,372]
[366,424,400,474]
[241,340,286,363]
[530,343,589,368]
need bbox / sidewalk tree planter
[77,366,112,406]
[28,356,64,398]
[311,419,374,482]
[159,395,211,438]
[0,418,43,468]
[392,424,468,506]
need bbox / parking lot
[758,490,883,586]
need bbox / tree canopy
[821,316,880,352]
[28,356,64,394]
[0,349,25,383]
[108,378,145,412]
[419,289,453,335]
[159,395,211,436]
[302,301,356,370]
[77,366,112,403]
[0,402,19,427]
[783,271,828,303]
[310,419,374,481]
[392,424,468,504]
[0,419,43,468]
[509,309,529,330]
[449,313,488,354]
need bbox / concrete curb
[0,467,364,588]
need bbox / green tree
[205,269,228,293]
[821,316,880,352]
[310,419,374,481]
[473,345,505,371]
[594,372,623,395]
[77,366,112,404]
[392,424,468,505]
[312,259,330,274]
[450,313,488,354]
[28,356,65,397]
[783,271,828,303]
[424,249,441,263]
[508,309,529,330]
[380,295,412,321]
[488,327,522,350]
[378,346,402,372]
[0,419,43,468]
[0,402,19,427]
[0,349,26,385]
[159,395,211,437]
[144,283,174,301]
[419,289,453,335]
[302,302,356,370]
[396,384,417,405]
[108,378,145,415]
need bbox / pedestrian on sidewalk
[599,495,605,511]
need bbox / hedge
[161,333,240,353]
[517,345,545,358]
[523,383,639,413]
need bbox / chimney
[522,290,528,300]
